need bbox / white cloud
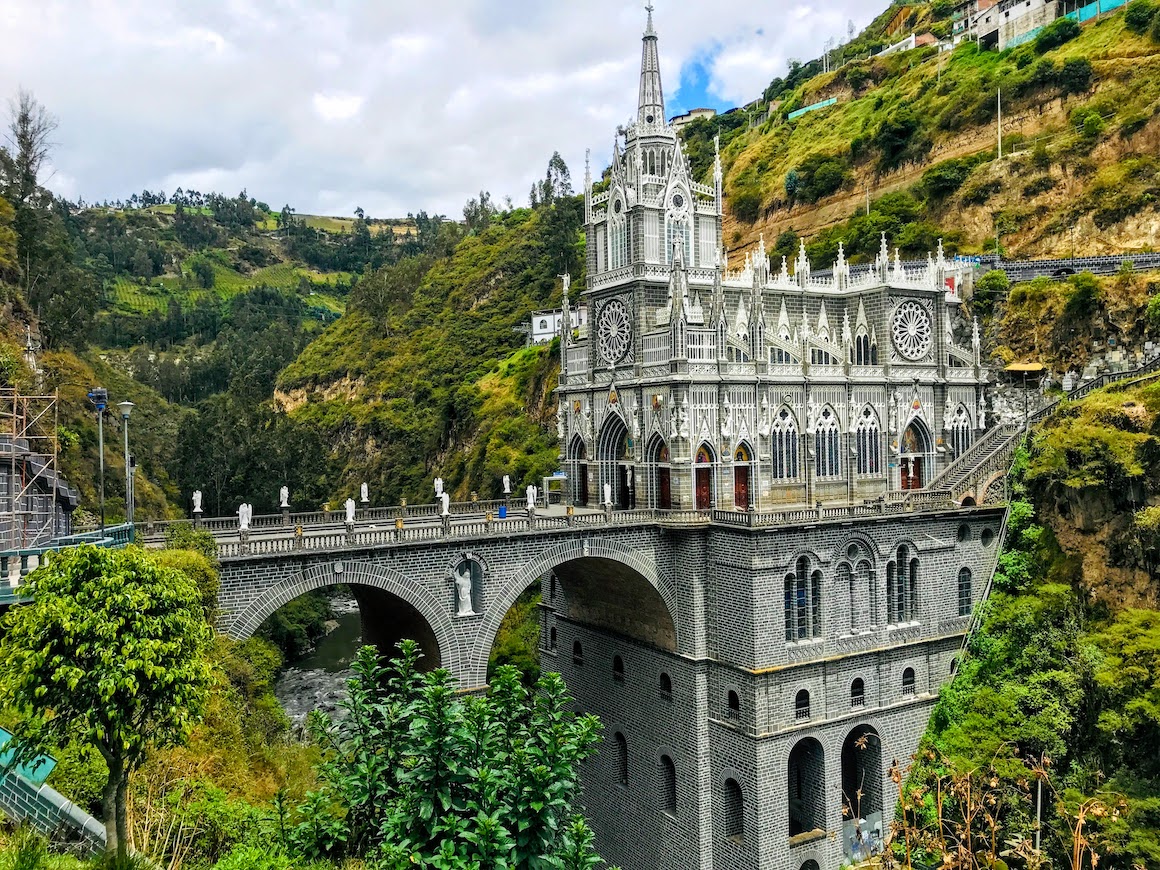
[0,0,875,216]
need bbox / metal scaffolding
[0,387,62,550]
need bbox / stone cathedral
[541,10,1003,870]
[557,12,987,514]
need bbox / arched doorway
[899,419,933,490]
[841,725,884,860]
[733,443,752,510]
[695,443,715,510]
[568,435,589,506]
[647,434,672,510]
[788,736,826,837]
[598,414,633,509]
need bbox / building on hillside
[557,12,987,515]
[875,31,939,56]
[529,305,589,345]
[956,0,1122,50]
[669,107,717,132]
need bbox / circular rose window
[891,301,933,361]
[597,300,632,366]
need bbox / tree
[973,269,1010,318]
[0,545,213,860]
[292,642,617,868]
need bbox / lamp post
[87,388,108,533]
[118,401,135,528]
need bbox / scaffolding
[0,387,65,550]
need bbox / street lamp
[87,388,108,533]
[118,401,135,528]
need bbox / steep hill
[699,5,1160,263]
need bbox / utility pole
[997,88,1003,159]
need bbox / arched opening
[549,626,557,650]
[695,443,715,510]
[723,778,745,842]
[614,731,628,786]
[902,667,916,696]
[794,689,811,721]
[659,672,672,698]
[660,754,677,815]
[647,433,672,510]
[850,678,865,708]
[960,495,977,507]
[800,862,821,870]
[733,443,752,509]
[597,414,633,509]
[727,690,740,718]
[899,419,933,490]
[841,725,884,858]
[613,654,625,682]
[573,640,584,665]
[568,435,589,506]
[788,737,825,837]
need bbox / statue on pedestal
[442,492,451,516]
[238,503,252,531]
[526,485,538,510]
[502,474,511,495]
[454,562,476,617]
[279,486,289,508]
[434,477,444,498]
[345,498,356,524]
[192,490,202,514]
[360,482,369,504]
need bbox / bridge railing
[1,523,135,597]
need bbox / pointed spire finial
[645,2,655,34]
[638,2,665,125]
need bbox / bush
[1125,0,1158,35]
[974,269,1010,317]
[1022,176,1056,197]
[923,155,987,200]
[845,64,871,92]
[961,177,1003,206]
[152,548,220,619]
[732,188,763,223]
[1035,17,1081,53]
[212,845,292,870]
[1058,58,1093,96]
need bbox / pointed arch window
[614,731,628,786]
[888,546,919,623]
[949,405,973,459]
[664,214,691,265]
[610,207,629,270]
[855,331,873,365]
[784,555,821,642]
[838,562,854,633]
[772,409,800,480]
[856,407,882,475]
[814,408,841,478]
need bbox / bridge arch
[468,536,677,688]
[221,560,459,671]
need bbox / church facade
[557,13,987,514]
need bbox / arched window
[949,405,973,458]
[889,545,918,623]
[610,209,628,269]
[886,560,898,624]
[664,215,691,264]
[838,562,854,633]
[539,319,548,330]
[855,331,871,365]
[661,755,677,815]
[795,689,811,720]
[549,626,557,650]
[902,667,916,696]
[772,409,800,480]
[814,407,841,477]
[727,690,740,718]
[659,672,672,698]
[958,567,972,617]
[573,640,583,665]
[614,732,628,786]
[784,556,820,641]
[851,678,865,707]
[909,557,920,621]
[613,654,625,682]
[724,778,744,842]
[856,407,882,475]
[858,559,876,629]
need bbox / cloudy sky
[1,0,872,218]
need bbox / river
[274,592,361,727]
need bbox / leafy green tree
[0,545,214,860]
[973,269,1010,318]
[292,642,616,868]
[1035,17,1080,54]
[1128,1,1160,34]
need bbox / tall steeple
[638,4,665,126]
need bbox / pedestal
[345,521,355,545]
[281,507,291,526]
[192,510,203,529]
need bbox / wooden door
[734,466,750,509]
[658,468,672,510]
[578,464,589,505]
[911,457,923,489]
[696,467,712,510]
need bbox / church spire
[638,4,665,127]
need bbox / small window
[614,732,628,787]
[958,567,972,617]
[724,778,744,842]
[981,528,995,548]
[613,654,625,682]
[727,690,740,718]
[902,667,916,696]
[539,319,548,330]
[794,689,811,721]
[659,672,672,698]
[573,640,583,665]
[661,755,677,815]
[549,626,557,650]
[851,678,865,708]
[957,523,971,543]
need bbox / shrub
[961,177,1003,206]
[1125,0,1158,35]
[152,548,220,619]
[1059,58,1093,96]
[974,269,1010,317]
[1035,17,1081,54]
[732,188,763,223]
[1022,176,1056,197]
[924,155,986,200]
[845,64,871,92]
[212,845,292,870]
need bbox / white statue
[238,503,251,531]
[889,390,900,433]
[502,474,511,495]
[441,492,451,516]
[526,484,537,510]
[557,402,565,440]
[807,398,821,434]
[192,490,202,513]
[454,562,476,617]
[580,405,592,440]
[944,395,955,429]
[434,477,444,498]
[721,396,733,439]
[345,498,356,523]
[360,482,369,504]
[977,395,987,430]
[279,486,289,509]
[758,395,772,439]
[603,483,612,506]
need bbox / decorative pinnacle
[645,2,655,34]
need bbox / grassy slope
[716,8,1160,259]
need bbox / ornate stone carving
[891,300,934,361]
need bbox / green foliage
[1126,0,1158,35]
[0,545,213,858]
[731,187,763,223]
[973,269,1010,318]
[488,585,542,685]
[152,547,220,619]
[211,845,293,870]
[257,589,334,662]
[292,642,609,867]
[163,523,218,563]
[922,154,987,200]
[1035,17,1081,54]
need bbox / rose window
[597,300,632,365]
[891,301,933,361]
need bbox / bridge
[815,251,1160,284]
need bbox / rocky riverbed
[274,591,361,728]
